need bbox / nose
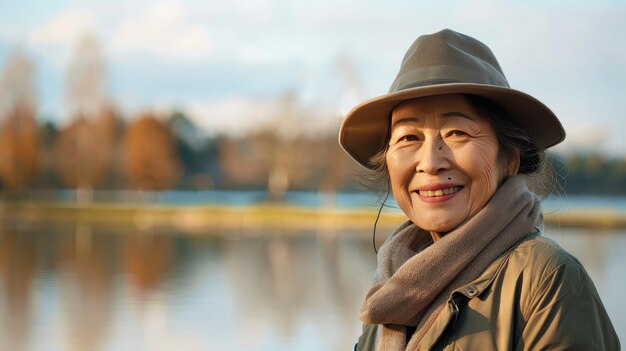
[415,137,450,174]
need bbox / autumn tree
[218,130,275,189]
[54,107,117,192]
[54,34,117,201]
[122,112,181,191]
[0,49,39,191]
[216,95,356,196]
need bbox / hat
[338,29,565,169]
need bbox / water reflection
[58,223,114,351]
[0,226,37,351]
[0,220,623,350]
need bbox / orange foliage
[122,112,181,190]
[55,107,116,189]
[0,103,39,189]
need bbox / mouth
[416,186,463,198]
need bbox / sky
[0,0,625,155]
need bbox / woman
[339,29,620,350]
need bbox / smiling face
[386,94,516,237]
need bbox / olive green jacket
[355,234,620,351]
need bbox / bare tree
[66,35,107,120]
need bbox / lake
[32,189,626,210]
[0,217,624,350]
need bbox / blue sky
[1,0,625,155]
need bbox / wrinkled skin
[386,94,519,240]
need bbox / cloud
[21,8,98,68]
[4,0,625,154]
[184,97,283,137]
[110,0,212,60]
[27,8,96,47]
[183,96,341,138]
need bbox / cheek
[386,151,413,184]
[458,142,504,210]
[386,151,414,205]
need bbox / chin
[426,225,456,235]
[407,204,472,234]
[412,216,460,234]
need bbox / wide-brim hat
[339,29,565,169]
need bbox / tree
[122,112,181,191]
[167,110,218,189]
[0,49,39,191]
[54,108,117,192]
[55,34,116,201]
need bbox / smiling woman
[339,29,620,350]
[387,94,508,238]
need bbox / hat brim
[338,83,565,169]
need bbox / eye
[398,134,419,142]
[446,130,468,138]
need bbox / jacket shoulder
[510,235,584,281]
[503,235,594,321]
[506,235,620,350]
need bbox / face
[386,94,516,235]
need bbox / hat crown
[389,29,510,93]
[338,29,565,170]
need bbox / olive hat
[338,29,565,169]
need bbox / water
[32,190,626,214]
[0,219,623,351]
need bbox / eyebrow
[392,111,474,128]
[440,111,473,120]
[391,117,420,128]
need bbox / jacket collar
[455,229,541,299]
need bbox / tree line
[2,108,626,196]
[0,35,359,201]
[1,35,624,199]
[0,107,358,196]
[550,153,626,196]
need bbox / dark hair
[366,94,559,197]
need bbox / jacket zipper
[450,299,460,328]
[440,298,461,349]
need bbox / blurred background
[0,0,625,350]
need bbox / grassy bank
[2,201,625,232]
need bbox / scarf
[360,176,542,350]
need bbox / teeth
[419,186,462,197]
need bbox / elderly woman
[340,29,620,350]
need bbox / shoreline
[2,201,625,232]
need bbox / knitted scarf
[360,176,542,350]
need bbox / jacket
[355,233,621,350]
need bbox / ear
[506,148,521,176]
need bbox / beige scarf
[360,176,542,350]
